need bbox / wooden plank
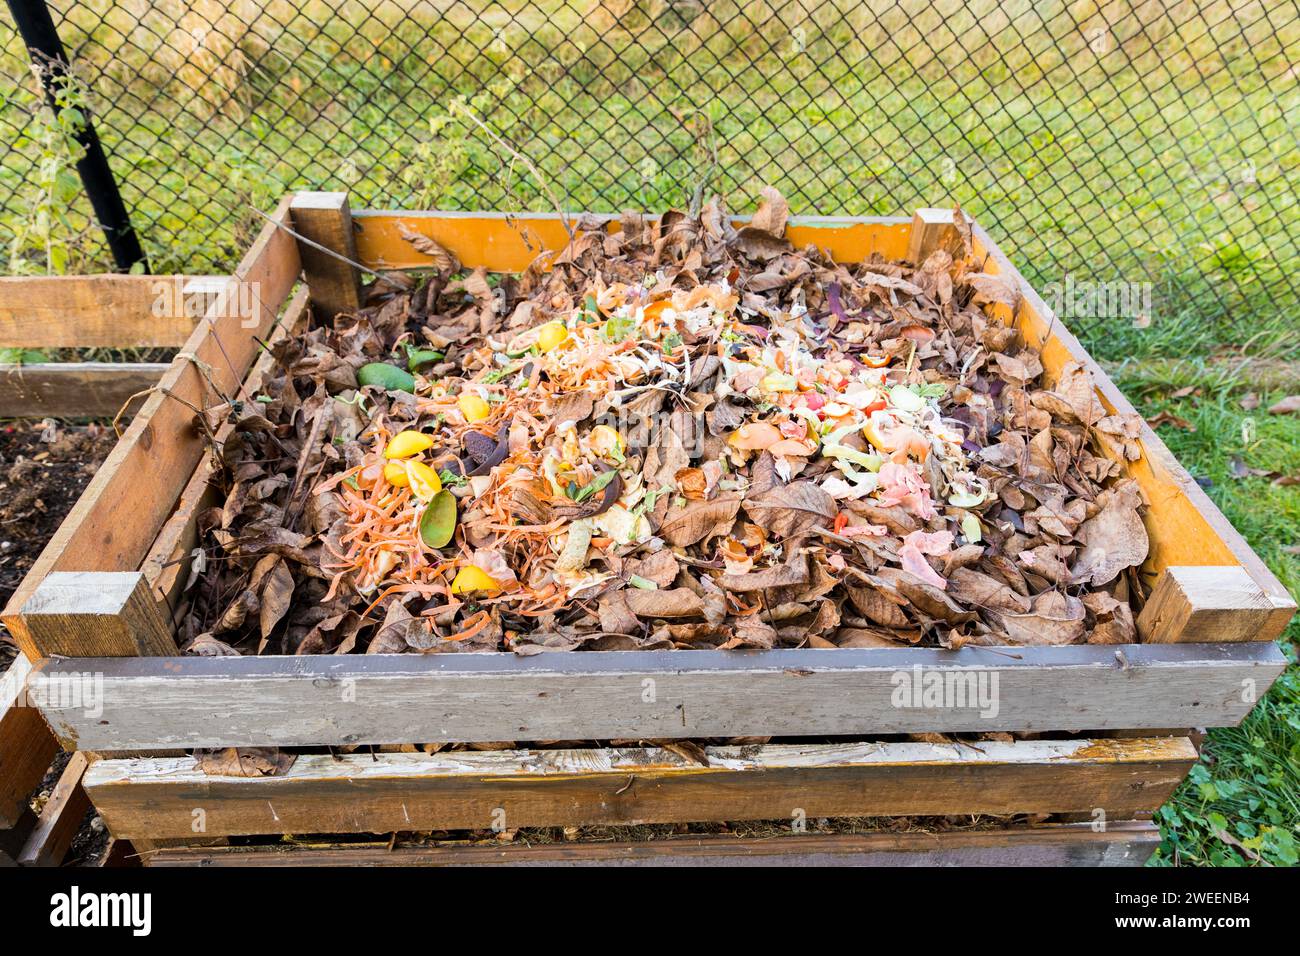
[83,738,1193,839]
[97,837,141,867]
[142,461,222,624]
[907,208,959,264]
[1138,566,1280,643]
[0,807,36,865]
[0,275,220,349]
[143,821,1161,867]
[0,362,168,419]
[971,223,1296,641]
[143,287,311,614]
[290,192,361,320]
[19,571,176,657]
[0,196,301,660]
[351,211,912,273]
[32,643,1286,751]
[0,656,58,828]
[17,752,89,866]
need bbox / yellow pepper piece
[384,430,434,459]
[537,320,569,353]
[862,419,888,453]
[383,460,442,500]
[588,424,623,458]
[458,394,491,422]
[450,565,501,595]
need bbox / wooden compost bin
[2,195,1293,867]
[0,272,218,865]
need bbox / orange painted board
[352,211,911,273]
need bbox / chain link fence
[2,0,1297,327]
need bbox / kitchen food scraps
[185,190,1150,657]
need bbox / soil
[0,420,117,663]
[0,419,116,866]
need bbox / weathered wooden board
[143,821,1161,867]
[0,362,169,419]
[0,275,219,348]
[84,738,1192,839]
[34,643,1285,751]
[0,656,58,828]
[17,752,89,867]
[1,197,301,659]
[1137,566,1280,643]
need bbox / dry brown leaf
[743,481,836,538]
[623,588,706,618]
[658,495,741,547]
[989,591,1086,646]
[749,185,789,237]
[1071,479,1149,587]
[397,223,460,272]
[720,552,809,592]
[1146,410,1195,431]
[946,568,1031,614]
[195,748,296,778]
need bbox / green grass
[0,1,1297,864]
[1107,361,1300,866]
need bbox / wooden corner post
[1137,566,1287,643]
[289,191,361,321]
[16,571,177,659]
[908,208,958,265]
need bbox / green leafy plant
[0,347,50,364]
[5,63,95,275]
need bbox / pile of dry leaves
[183,189,1150,657]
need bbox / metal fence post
[6,0,147,272]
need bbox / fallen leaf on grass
[1268,395,1300,415]
[1146,410,1196,431]
[1230,456,1277,480]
